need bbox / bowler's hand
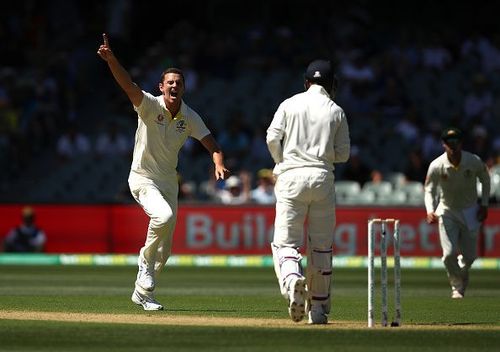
[214,165,230,180]
[477,206,488,222]
[97,33,114,62]
[426,212,438,224]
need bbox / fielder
[266,59,350,324]
[97,33,229,310]
[424,127,490,299]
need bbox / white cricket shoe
[451,289,464,299]
[288,277,306,322]
[308,304,328,324]
[131,289,164,311]
[136,258,155,292]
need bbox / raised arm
[200,134,230,180]
[97,33,143,107]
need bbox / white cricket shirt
[266,84,350,176]
[424,151,490,216]
[130,92,210,180]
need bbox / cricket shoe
[131,289,164,311]
[288,277,306,322]
[136,258,155,292]
[451,289,464,299]
[308,304,328,325]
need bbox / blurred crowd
[1,1,499,204]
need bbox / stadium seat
[400,181,425,206]
[362,181,393,196]
[489,165,500,200]
[379,189,408,205]
[355,190,377,205]
[386,172,407,188]
[398,181,424,194]
[335,181,361,205]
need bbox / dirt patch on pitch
[0,310,498,330]
[0,310,328,329]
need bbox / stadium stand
[0,1,499,205]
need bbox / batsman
[266,59,350,324]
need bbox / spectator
[395,105,420,144]
[340,50,376,83]
[95,121,131,158]
[3,206,46,253]
[421,33,452,70]
[56,123,91,162]
[467,125,491,161]
[370,169,384,183]
[251,168,276,204]
[375,76,411,123]
[463,74,494,127]
[216,175,251,205]
[341,146,371,186]
[216,110,250,170]
[246,125,274,171]
[422,122,444,163]
[404,149,428,183]
[178,174,198,202]
[461,32,500,73]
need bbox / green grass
[0,265,499,351]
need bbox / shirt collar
[158,96,185,119]
[442,152,460,170]
[307,84,331,98]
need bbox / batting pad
[271,243,304,298]
[308,248,332,313]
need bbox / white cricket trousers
[272,167,336,308]
[129,172,178,275]
[439,215,478,291]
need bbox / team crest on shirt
[155,114,166,125]
[175,119,187,133]
[464,169,473,178]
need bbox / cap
[225,176,241,189]
[305,60,333,83]
[441,127,463,142]
[257,169,273,179]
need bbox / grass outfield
[0,265,498,351]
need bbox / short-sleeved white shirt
[130,92,210,181]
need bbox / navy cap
[305,60,333,83]
[441,127,463,142]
